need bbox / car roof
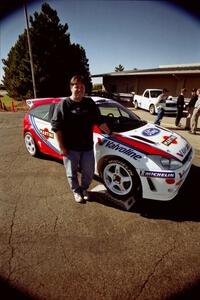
[26,97,64,108]
[26,96,116,109]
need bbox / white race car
[24,96,194,204]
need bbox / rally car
[23,96,194,203]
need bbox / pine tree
[115,64,124,72]
[2,3,92,99]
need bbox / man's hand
[100,122,111,135]
[55,131,68,156]
[60,147,68,157]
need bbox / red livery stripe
[113,134,176,159]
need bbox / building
[92,64,200,98]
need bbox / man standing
[51,75,111,203]
[190,88,200,134]
[185,88,198,130]
[154,88,169,125]
[175,88,187,127]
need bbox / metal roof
[92,64,200,77]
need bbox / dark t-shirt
[188,95,198,108]
[51,97,104,151]
[176,95,185,110]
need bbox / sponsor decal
[111,134,176,159]
[29,115,60,154]
[40,128,54,140]
[142,128,160,137]
[100,139,142,160]
[162,135,177,146]
[177,143,190,157]
[140,170,175,178]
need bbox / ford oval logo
[142,128,160,136]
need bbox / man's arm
[55,130,68,156]
[155,94,162,107]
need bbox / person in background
[175,88,187,127]
[51,75,111,203]
[185,88,198,130]
[190,88,200,134]
[154,88,169,125]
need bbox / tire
[149,104,155,115]
[102,159,142,202]
[24,132,39,157]
[134,100,138,109]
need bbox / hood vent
[131,135,156,144]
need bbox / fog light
[165,178,175,184]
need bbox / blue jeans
[63,150,95,194]
[154,108,165,125]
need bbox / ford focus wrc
[24,96,194,203]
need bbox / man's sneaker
[73,192,84,203]
[82,190,90,201]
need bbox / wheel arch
[97,154,141,181]
[98,154,143,200]
[24,130,40,157]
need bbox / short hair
[191,88,197,92]
[163,88,169,93]
[181,88,187,93]
[70,75,85,87]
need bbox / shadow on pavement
[0,277,39,300]
[136,164,200,222]
[91,164,200,222]
[167,127,200,134]
[167,279,200,300]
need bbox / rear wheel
[102,159,142,203]
[149,104,155,115]
[24,132,39,157]
[134,100,138,109]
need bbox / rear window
[29,104,51,121]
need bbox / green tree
[2,3,92,99]
[115,64,124,72]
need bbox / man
[175,88,187,127]
[51,75,111,203]
[190,88,200,134]
[154,88,169,125]
[185,88,198,130]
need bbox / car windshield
[97,101,147,132]
[150,90,162,98]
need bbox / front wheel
[24,132,39,157]
[149,104,155,115]
[102,159,142,202]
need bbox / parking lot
[0,111,200,300]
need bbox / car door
[29,103,60,155]
[143,90,150,110]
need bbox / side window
[144,91,149,98]
[29,104,51,121]
[99,105,120,117]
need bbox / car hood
[112,123,191,161]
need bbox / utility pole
[24,0,37,98]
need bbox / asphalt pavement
[0,111,200,300]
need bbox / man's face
[71,82,85,100]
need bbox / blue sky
[0,0,200,84]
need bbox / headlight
[148,155,183,170]
[160,157,182,170]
